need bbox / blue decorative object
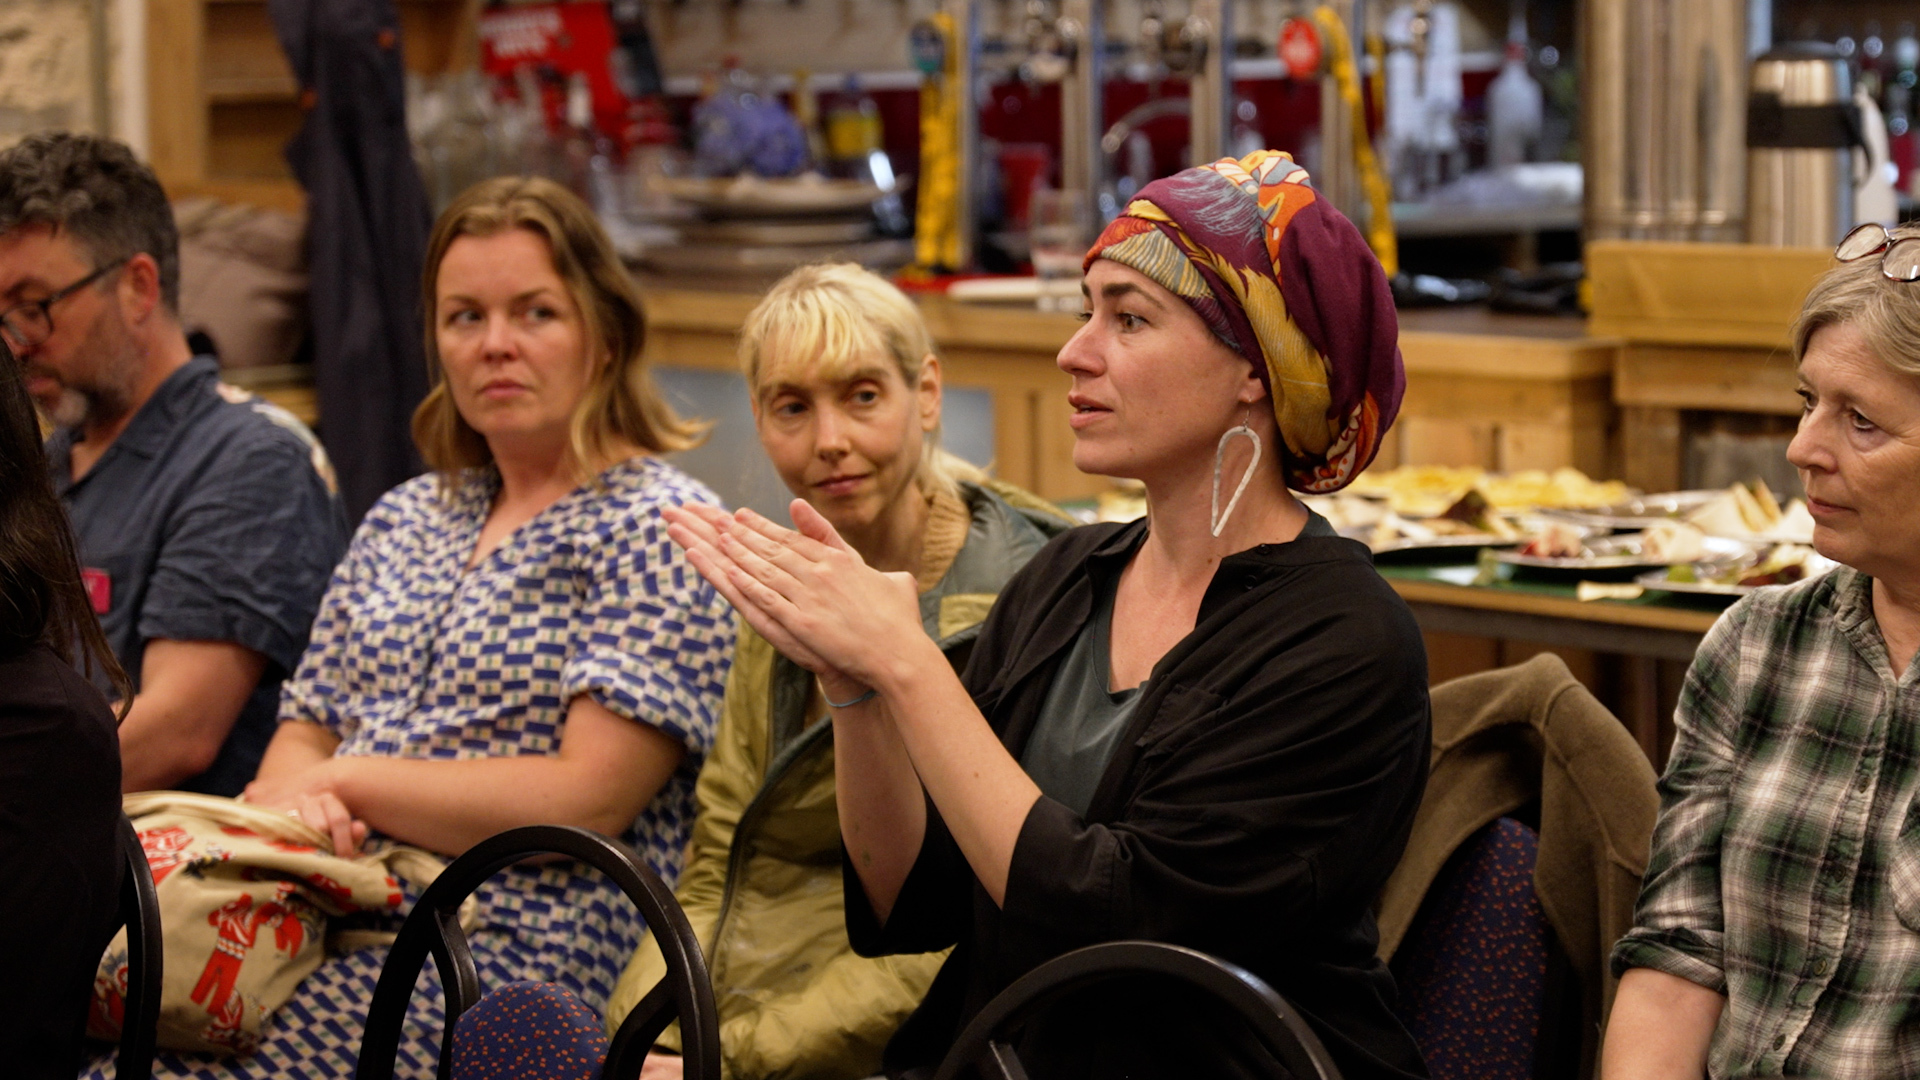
[692,73,809,178]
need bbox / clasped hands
[661,500,922,705]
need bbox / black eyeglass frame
[1835,222,1920,282]
[0,256,131,350]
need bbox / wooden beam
[1615,343,1799,414]
[147,0,207,189]
[1619,406,1684,494]
[1587,239,1831,348]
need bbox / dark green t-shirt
[1020,569,1140,816]
[1021,509,1338,816]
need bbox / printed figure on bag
[191,883,314,1051]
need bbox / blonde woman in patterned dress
[85,177,735,1080]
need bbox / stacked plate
[641,175,911,280]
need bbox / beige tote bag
[89,791,466,1055]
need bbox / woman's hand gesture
[663,499,922,700]
[242,762,370,857]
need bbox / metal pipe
[1583,0,1629,237]
[1698,0,1747,238]
[1187,0,1231,166]
[1583,0,1746,241]
[1058,0,1104,217]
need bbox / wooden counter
[1378,562,1723,766]
[640,284,1620,503]
[1389,315,1616,479]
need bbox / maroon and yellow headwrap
[1083,151,1403,493]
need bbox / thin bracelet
[825,686,879,709]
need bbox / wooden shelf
[149,0,474,211]
[1585,240,1833,349]
[205,76,299,104]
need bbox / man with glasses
[0,132,346,795]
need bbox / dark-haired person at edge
[1604,233,1920,1080]
[666,152,1431,1080]
[79,175,734,1080]
[0,334,127,1078]
[0,132,345,796]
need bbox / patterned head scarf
[1083,151,1403,493]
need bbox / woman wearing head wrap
[665,152,1429,1080]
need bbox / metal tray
[1498,533,1753,572]
[1631,571,1752,597]
[1635,553,1837,595]
[1366,534,1526,555]
[1539,490,1725,530]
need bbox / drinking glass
[1028,188,1091,313]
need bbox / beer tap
[1020,0,1075,85]
[1408,0,1434,87]
[1138,0,1168,76]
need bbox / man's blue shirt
[48,355,349,794]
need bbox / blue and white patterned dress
[87,457,735,1080]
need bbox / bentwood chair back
[353,825,719,1080]
[930,941,1343,1080]
[116,813,164,1080]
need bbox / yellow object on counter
[912,11,963,273]
[1314,4,1397,277]
[1347,465,1633,517]
[1577,582,1646,602]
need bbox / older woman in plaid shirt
[1605,232,1920,1080]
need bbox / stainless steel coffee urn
[1747,42,1861,247]
[1583,0,1747,241]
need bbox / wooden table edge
[1386,577,1723,635]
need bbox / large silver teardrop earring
[1210,404,1263,538]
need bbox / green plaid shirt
[1613,565,1920,1078]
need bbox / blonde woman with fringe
[607,263,1070,1080]
[140,177,738,1080]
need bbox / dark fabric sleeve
[0,651,123,1078]
[1609,601,1749,990]
[138,431,346,674]
[998,583,1430,960]
[844,793,974,957]
[842,531,1080,958]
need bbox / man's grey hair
[0,132,180,312]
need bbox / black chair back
[353,825,719,1080]
[931,941,1343,1080]
[116,813,163,1080]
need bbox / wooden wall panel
[1615,343,1800,415]
[1587,239,1831,349]
[147,0,207,190]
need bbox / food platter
[1631,572,1755,597]
[1338,527,1525,555]
[1635,548,1837,596]
[1345,465,1633,518]
[1497,533,1753,572]
[1539,490,1725,530]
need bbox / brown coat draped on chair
[1376,652,1659,1077]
